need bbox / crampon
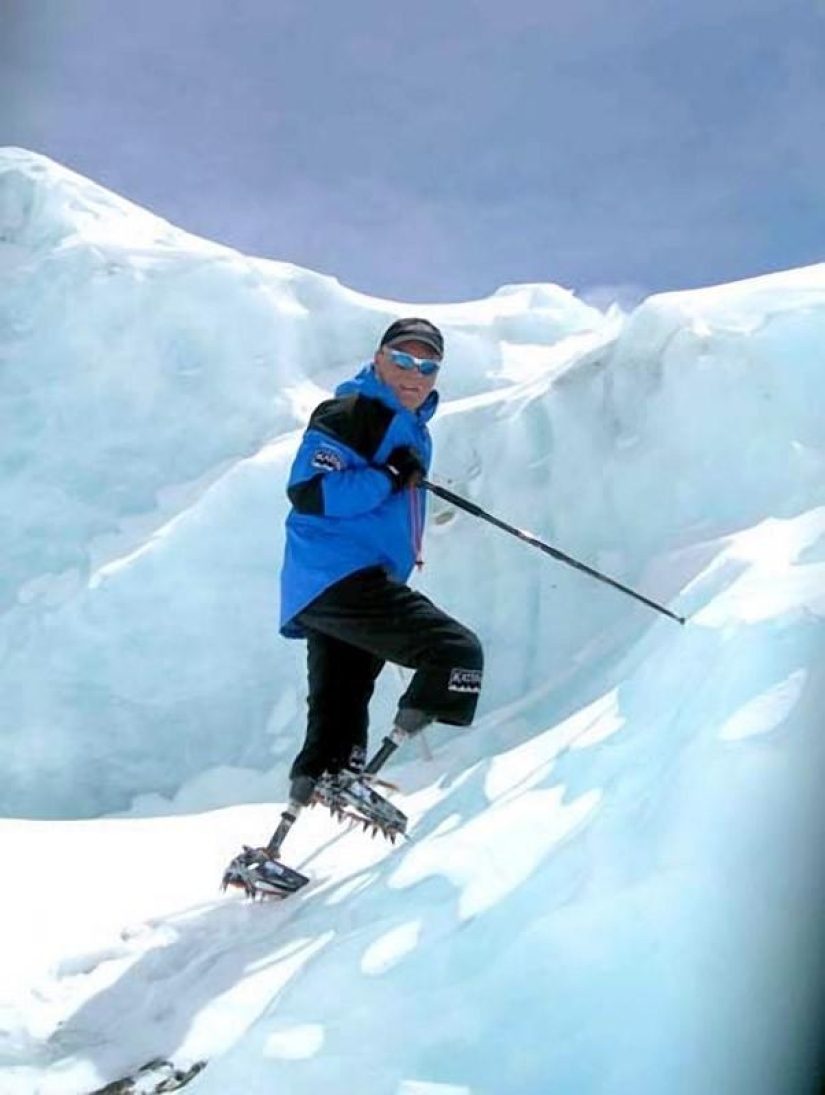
[221,845,310,900]
[311,771,408,843]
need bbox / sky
[2,0,825,304]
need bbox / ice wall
[2,147,824,821]
[2,150,825,1095]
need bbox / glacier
[0,148,824,1095]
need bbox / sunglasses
[383,348,441,377]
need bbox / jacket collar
[336,364,439,423]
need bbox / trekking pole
[421,480,686,626]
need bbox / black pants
[289,567,483,781]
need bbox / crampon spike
[309,770,408,844]
[221,846,310,900]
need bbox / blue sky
[2,0,824,303]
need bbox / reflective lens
[385,348,441,376]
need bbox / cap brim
[383,335,443,358]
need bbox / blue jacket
[279,364,438,637]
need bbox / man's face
[374,339,440,411]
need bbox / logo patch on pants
[448,668,482,694]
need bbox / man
[222,318,483,897]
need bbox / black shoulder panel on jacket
[288,475,325,515]
[309,394,394,461]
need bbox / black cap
[379,317,444,359]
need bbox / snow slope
[1,149,823,1095]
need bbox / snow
[1,148,824,1094]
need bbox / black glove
[383,445,425,492]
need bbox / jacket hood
[335,364,439,424]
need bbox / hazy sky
[2,0,824,304]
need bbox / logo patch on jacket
[311,446,345,472]
[448,668,483,694]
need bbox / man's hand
[383,446,425,492]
